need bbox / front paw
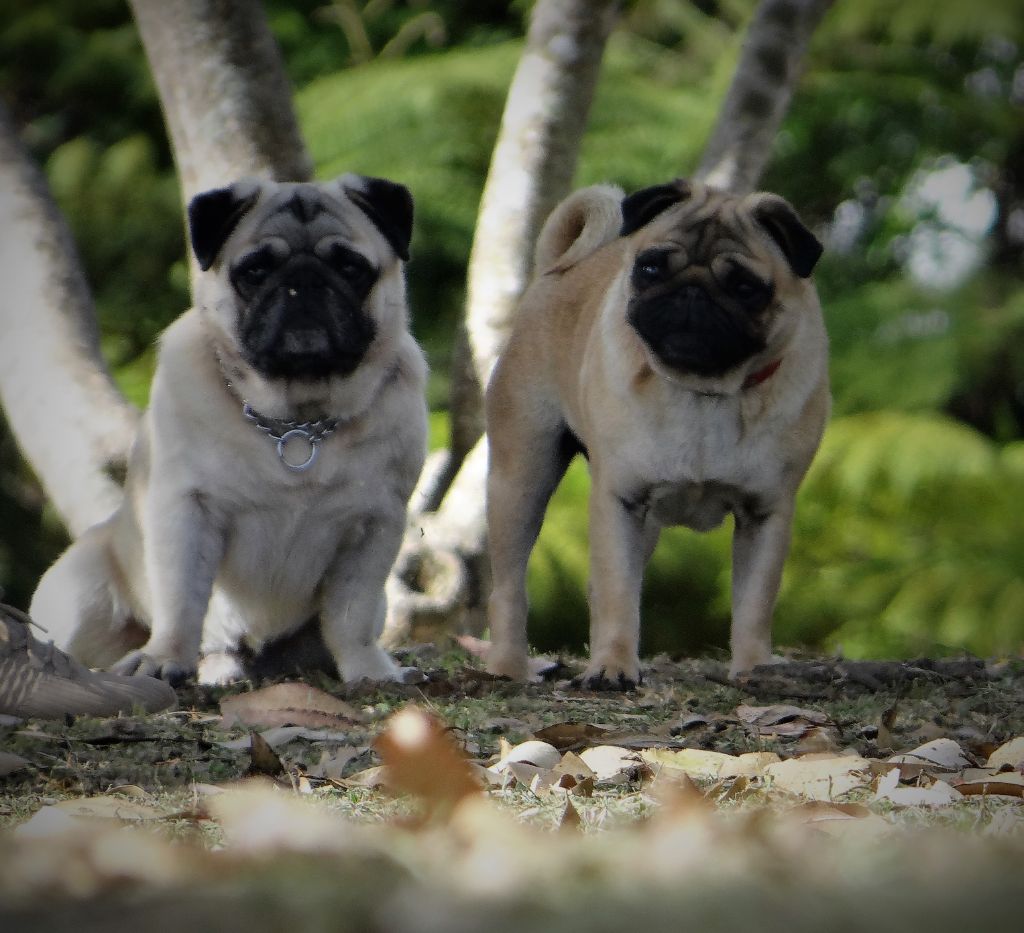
[576,657,641,692]
[339,646,419,684]
[729,651,784,680]
[485,647,535,682]
[198,651,248,686]
[111,649,192,686]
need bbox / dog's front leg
[582,479,654,690]
[320,515,411,684]
[112,489,225,684]
[728,503,794,678]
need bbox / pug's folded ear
[343,175,415,262]
[748,193,823,278]
[620,179,692,236]
[188,180,262,271]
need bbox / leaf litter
[1,650,1023,929]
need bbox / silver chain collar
[241,403,339,472]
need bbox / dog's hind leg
[29,523,145,669]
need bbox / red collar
[742,357,783,390]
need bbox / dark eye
[329,245,377,295]
[231,249,277,295]
[729,269,772,306]
[338,258,367,280]
[241,264,270,287]
[633,249,671,287]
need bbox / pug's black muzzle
[628,283,765,378]
[238,255,377,380]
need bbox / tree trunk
[128,0,313,201]
[0,102,139,537]
[383,0,620,644]
[696,0,834,195]
[463,0,620,392]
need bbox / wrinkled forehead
[237,183,363,253]
[639,189,767,266]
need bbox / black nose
[679,284,711,314]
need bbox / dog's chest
[213,440,401,596]
[626,398,783,529]
[219,489,359,592]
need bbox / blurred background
[1,0,1022,660]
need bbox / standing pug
[31,174,427,685]
[485,179,828,687]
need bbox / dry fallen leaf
[559,798,582,832]
[532,721,611,750]
[639,747,736,778]
[793,726,843,756]
[578,746,652,784]
[217,725,355,750]
[374,706,483,818]
[649,769,711,815]
[105,784,151,799]
[504,761,551,793]
[341,765,390,790]
[763,754,872,801]
[247,731,284,777]
[492,739,562,772]
[0,751,29,776]
[735,704,831,737]
[877,704,898,752]
[788,800,892,839]
[873,768,962,807]
[552,750,596,783]
[52,795,168,822]
[220,682,365,730]
[953,780,1024,799]
[206,781,353,853]
[305,746,368,780]
[887,738,975,772]
[987,736,1024,771]
[640,747,781,780]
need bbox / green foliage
[782,412,1024,658]
[0,0,164,155]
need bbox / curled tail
[533,184,624,275]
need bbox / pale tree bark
[128,0,313,201]
[463,0,621,392]
[0,101,139,537]
[384,0,621,645]
[696,0,835,195]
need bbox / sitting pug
[31,174,427,685]
[484,179,828,687]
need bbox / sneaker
[0,602,177,719]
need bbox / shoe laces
[1,603,79,679]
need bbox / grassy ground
[2,646,1023,931]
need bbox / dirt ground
[2,646,1023,932]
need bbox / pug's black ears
[187,181,261,271]
[620,179,691,236]
[750,194,823,278]
[345,176,414,262]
